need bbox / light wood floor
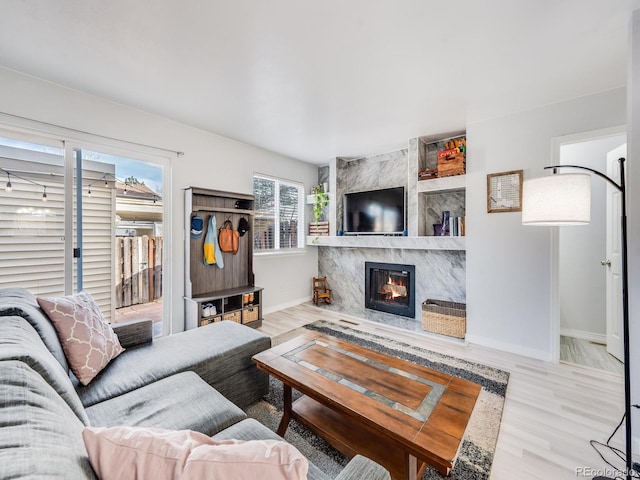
[259,303,627,479]
[560,335,624,375]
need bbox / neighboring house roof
[115,181,161,201]
[115,181,163,223]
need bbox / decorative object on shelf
[421,299,466,339]
[487,169,523,213]
[441,211,450,236]
[522,157,632,480]
[433,216,465,237]
[437,138,466,177]
[309,221,329,236]
[418,168,438,180]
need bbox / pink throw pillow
[82,426,309,480]
[37,291,124,385]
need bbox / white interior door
[605,144,626,361]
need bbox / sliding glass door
[0,135,67,296]
[0,133,165,334]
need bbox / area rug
[246,320,509,479]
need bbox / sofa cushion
[213,418,330,480]
[82,426,308,480]
[0,287,69,372]
[75,320,271,407]
[86,371,247,436]
[37,291,125,385]
[0,316,89,424]
[0,360,97,480]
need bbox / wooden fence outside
[115,236,163,308]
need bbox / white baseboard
[262,296,311,316]
[560,328,606,344]
[465,333,552,362]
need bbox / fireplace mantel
[306,235,465,251]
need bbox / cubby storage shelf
[305,235,465,251]
[184,187,262,331]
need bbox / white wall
[559,135,626,340]
[0,67,319,334]
[627,7,640,458]
[466,87,626,360]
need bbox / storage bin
[421,299,466,338]
[199,315,222,327]
[222,311,242,323]
[242,307,259,324]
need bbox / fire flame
[382,275,407,298]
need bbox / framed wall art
[487,170,523,213]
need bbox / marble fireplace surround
[314,146,466,334]
[317,247,465,333]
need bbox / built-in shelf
[306,235,465,251]
[417,174,465,193]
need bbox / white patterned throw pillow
[37,291,124,385]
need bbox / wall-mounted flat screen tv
[343,186,405,235]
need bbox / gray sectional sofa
[0,287,390,480]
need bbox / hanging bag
[218,219,239,254]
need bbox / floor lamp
[522,158,631,480]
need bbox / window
[0,127,169,336]
[253,174,304,252]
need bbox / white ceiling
[1,0,639,165]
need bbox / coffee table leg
[405,453,417,480]
[277,384,292,436]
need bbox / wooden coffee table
[252,330,481,480]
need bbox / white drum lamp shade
[522,173,591,225]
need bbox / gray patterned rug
[246,320,509,479]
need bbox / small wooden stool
[312,277,332,305]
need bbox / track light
[42,186,47,202]
[5,173,12,192]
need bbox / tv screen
[343,187,405,234]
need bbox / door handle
[601,260,612,267]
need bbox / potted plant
[312,185,329,222]
[309,185,330,238]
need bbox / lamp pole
[545,158,630,480]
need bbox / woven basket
[222,311,242,323]
[242,307,259,324]
[421,299,466,339]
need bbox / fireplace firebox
[365,262,415,318]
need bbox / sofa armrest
[335,455,391,480]
[111,318,153,348]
